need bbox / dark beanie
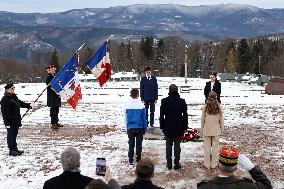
[4,83,14,89]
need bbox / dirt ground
[12,121,283,189]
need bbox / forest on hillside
[0,34,283,83]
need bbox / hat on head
[219,146,239,166]
[4,83,14,89]
[47,64,55,70]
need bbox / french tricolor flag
[86,41,111,86]
[50,55,82,109]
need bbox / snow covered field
[0,77,283,189]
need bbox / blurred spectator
[197,146,272,189]
[43,147,93,189]
[122,158,164,189]
[201,91,224,169]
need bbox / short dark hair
[169,84,178,94]
[84,179,108,189]
[136,158,154,179]
[144,66,151,72]
[210,71,217,77]
[130,88,139,98]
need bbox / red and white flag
[86,41,111,86]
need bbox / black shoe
[9,150,20,156]
[16,149,24,155]
[56,123,63,127]
[174,164,181,170]
[129,162,134,165]
[51,124,59,129]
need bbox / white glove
[5,125,10,129]
[30,102,35,108]
[238,154,254,171]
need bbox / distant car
[265,77,284,95]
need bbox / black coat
[159,93,188,137]
[122,179,164,189]
[204,80,221,103]
[46,73,61,107]
[197,165,272,189]
[0,93,30,127]
[43,171,93,189]
[140,76,158,102]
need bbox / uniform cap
[47,64,55,69]
[4,83,14,89]
[219,146,239,166]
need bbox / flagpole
[22,43,86,119]
[21,83,50,119]
[77,35,113,72]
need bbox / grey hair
[60,147,80,171]
[218,162,237,173]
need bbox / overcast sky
[1,0,284,13]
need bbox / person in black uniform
[0,83,32,156]
[204,72,221,103]
[197,146,272,189]
[46,64,62,129]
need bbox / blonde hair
[205,91,220,115]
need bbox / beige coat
[201,105,224,136]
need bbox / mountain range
[1,3,284,62]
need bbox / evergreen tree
[237,39,251,74]
[50,49,59,70]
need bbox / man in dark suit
[122,158,164,189]
[43,147,93,189]
[160,84,188,170]
[197,146,272,189]
[204,72,221,103]
[140,66,158,127]
[0,83,32,156]
[46,64,62,129]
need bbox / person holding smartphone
[124,88,147,165]
[86,165,121,189]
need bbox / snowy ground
[0,78,283,189]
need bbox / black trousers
[50,106,59,125]
[127,128,144,163]
[7,126,19,151]
[165,136,181,166]
[144,100,155,126]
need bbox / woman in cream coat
[201,91,224,169]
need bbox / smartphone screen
[96,158,106,176]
